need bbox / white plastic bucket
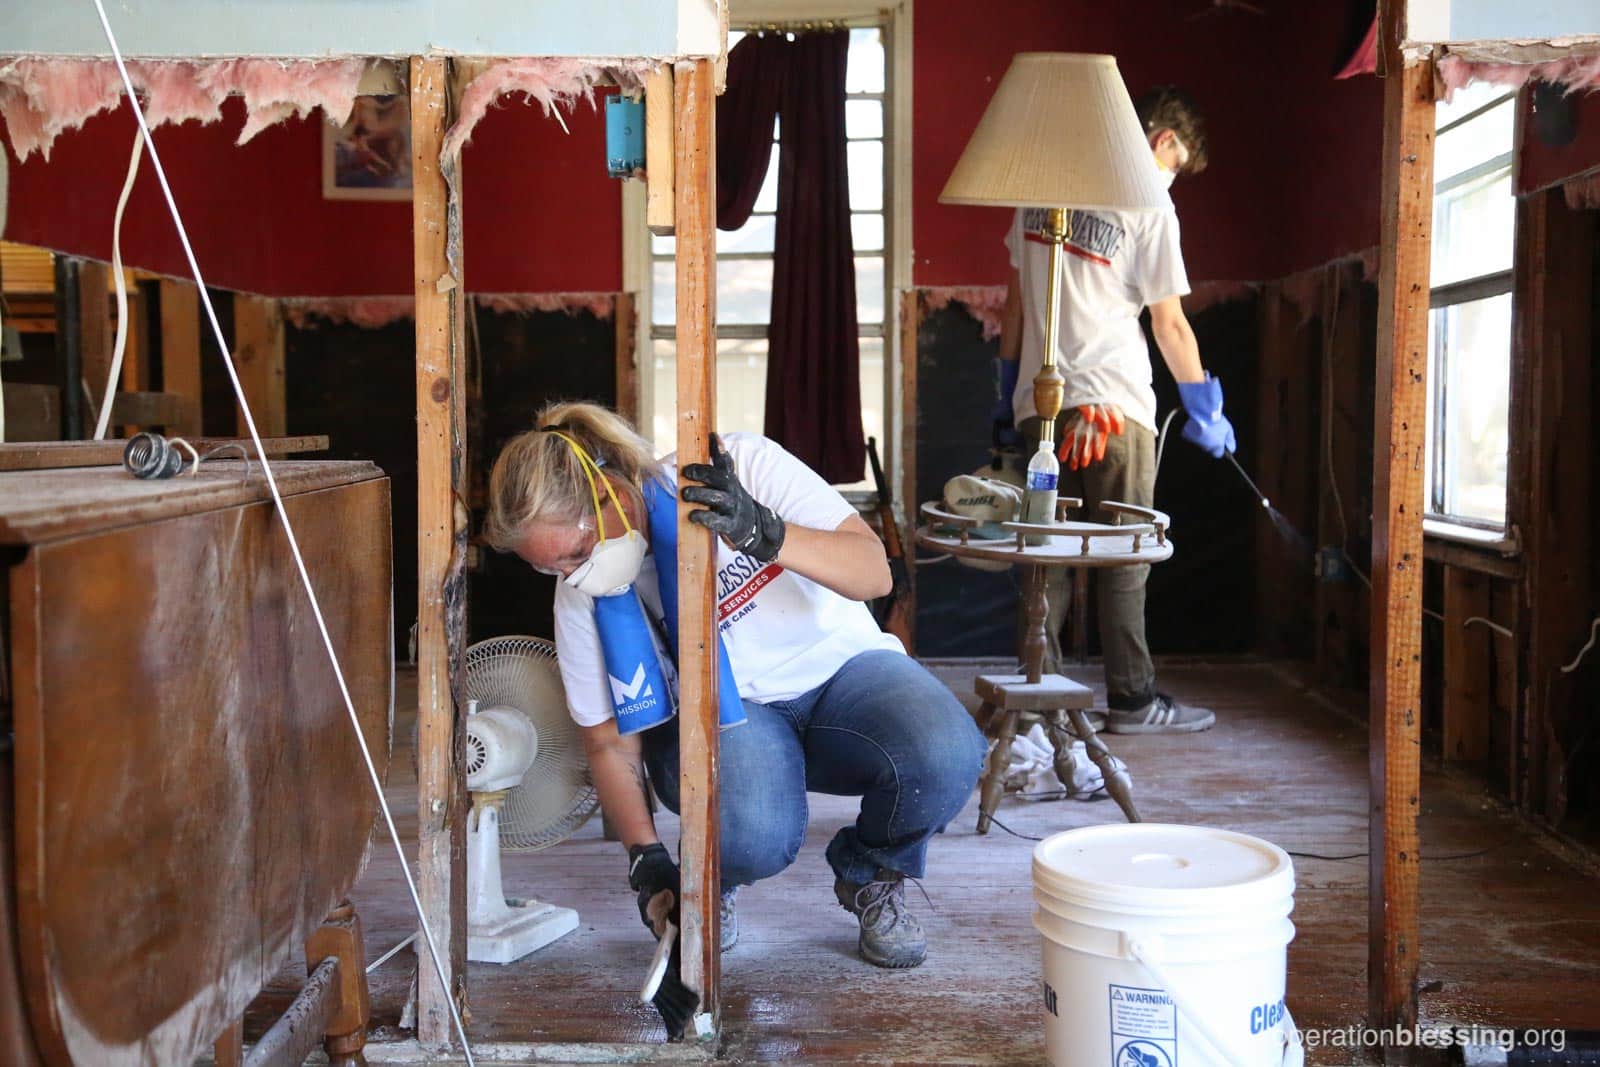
[1032,823,1302,1067]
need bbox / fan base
[468,899,579,965]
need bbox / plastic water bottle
[1023,439,1059,546]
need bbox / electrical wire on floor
[86,3,475,1062]
[1288,836,1518,863]
[984,813,1045,842]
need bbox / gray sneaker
[833,869,927,968]
[1105,692,1216,734]
[720,887,738,952]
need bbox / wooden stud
[1510,188,1594,821]
[1441,567,1492,764]
[233,295,286,437]
[898,288,919,648]
[673,56,719,1032]
[646,63,676,236]
[614,290,640,423]
[121,283,150,395]
[159,280,203,436]
[77,260,113,430]
[1368,0,1433,1041]
[411,53,469,1052]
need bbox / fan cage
[462,635,599,851]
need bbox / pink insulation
[1439,50,1600,99]
[921,285,1006,341]
[475,292,616,320]
[0,56,364,160]
[282,296,415,330]
[443,57,655,159]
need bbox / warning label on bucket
[1109,984,1177,1067]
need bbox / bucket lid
[1033,823,1294,914]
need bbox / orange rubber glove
[1058,404,1125,471]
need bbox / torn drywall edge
[1183,280,1260,317]
[281,292,618,328]
[920,285,1005,341]
[0,56,366,160]
[1437,47,1600,98]
[1565,168,1600,210]
[441,56,656,159]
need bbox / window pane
[1434,99,1513,184]
[1428,293,1512,525]
[855,256,884,325]
[1435,81,1509,132]
[652,259,676,326]
[1431,169,1513,286]
[718,214,775,254]
[754,149,779,213]
[845,28,885,94]
[649,337,770,459]
[835,335,885,490]
[846,99,883,140]
[718,257,773,325]
[651,232,675,257]
[848,140,884,210]
[851,212,884,252]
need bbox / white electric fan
[461,635,599,964]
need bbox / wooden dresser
[0,458,393,1065]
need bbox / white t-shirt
[1005,203,1191,431]
[553,432,906,728]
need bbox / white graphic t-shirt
[553,432,905,728]
[1005,202,1191,431]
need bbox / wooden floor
[251,660,1600,1064]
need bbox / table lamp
[941,53,1169,446]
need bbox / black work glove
[680,433,786,563]
[628,842,680,937]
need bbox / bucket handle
[1126,936,1304,1067]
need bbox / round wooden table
[916,498,1175,825]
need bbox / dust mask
[1157,166,1177,191]
[566,528,646,598]
[542,428,648,598]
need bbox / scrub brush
[640,919,699,1040]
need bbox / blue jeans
[642,650,987,888]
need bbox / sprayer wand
[1224,451,1270,510]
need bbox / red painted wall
[2,93,620,296]
[3,3,1381,294]
[1519,88,1600,196]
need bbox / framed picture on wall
[322,94,412,201]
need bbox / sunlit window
[648,26,888,488]
[1425,82,1515,529]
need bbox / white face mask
[565,528,646,598]
[1157,166,1177,191]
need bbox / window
[1425,83,1516,530]
[645,25,891,489]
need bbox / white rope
[94,126,146,440]
[85,4,476,1063]
[1561,615,1600,675]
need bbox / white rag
[1001,722,1127,800]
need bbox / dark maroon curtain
[716,34,787,229]
[765,30,863,484]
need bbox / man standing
[993,85,1236,734]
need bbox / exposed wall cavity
[442,57,656,159]
[280,292,618,329]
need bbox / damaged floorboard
[246,662,1600,1064]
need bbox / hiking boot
[1105,692,1216,734]
[834,868,927,969]
[720,887,738,952]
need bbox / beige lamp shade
[940,53,1168,212]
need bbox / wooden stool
[974,673,1140,830]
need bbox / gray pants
[1019,414,1156,711]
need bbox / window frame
[1423,90,1517,536]
[623,5,909,499]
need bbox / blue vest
[590,480,746,735]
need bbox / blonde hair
[484,401,662,554]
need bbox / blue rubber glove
[1177,374,1237,458]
